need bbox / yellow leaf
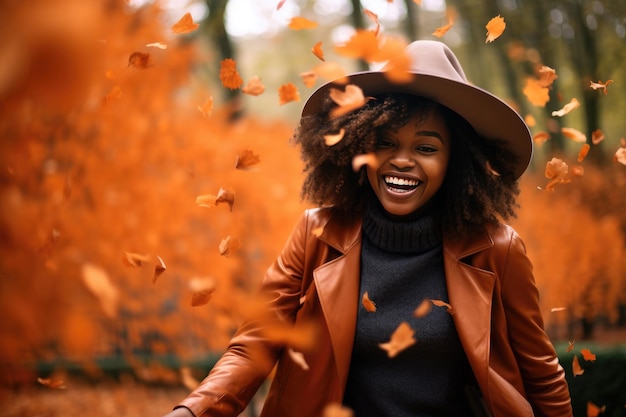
[485,15,506,43]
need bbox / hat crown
[387,40,468,85]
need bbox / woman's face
[366,110,451,218]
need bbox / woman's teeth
[384,176,420,192]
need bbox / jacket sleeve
[499,228,573,417]
[178,210,313,417]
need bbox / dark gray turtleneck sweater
[342,198,473,417]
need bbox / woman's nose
[390,150,416,169]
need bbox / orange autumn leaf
[278,82,300,105]
[572,355,584,377]
[128,52,151,69]
[525,114,536,127]
[323,403,354,417]
[146,42,167,50]
[379,321,416,358]
[614,147,626,165]
[562,127,587,143]
[413,0,422,3]
[362,291,377,312]
[581,348,596,362]
[571,165,584,177]
[589,79,614,94]
[334,30,380,63]
[577,143,591,162]
[431,299,455,315]
[180,366,200,391]
[171,12,199,34]
[153,255,166,284]
[567,340,575,352]
[300,71,318,88]
[219,59,243,90]
[544,157,570,191]
[235,149,261,170]
[312,41,325,61]
[288,16,318,30]
[413,299,432,318]
[195,193,217,208]
[190,277,217,307]
[433,22,453,38]
[363,9,381,36]
[378,37,412,83]
[533,132,551,145]
[485,15,506,43]
[587,401,606,417]
[313,62,348,83]
[123,251,150,267]
[352,153,378,172]
[242,76,265,96]
[197,97,213,118]
[219,235,241,257]
[551,98,580,117]
[37,377,66,389]
[324,129,345,147]
[591,129,605,145]
[523,78,550,107]
[551,307,567,313]
[288,348,310,370]
[329,84,369,118]
[537,66,558,88]
[215,187,235,211]
[312,226,324,237]
[81,263,119,318]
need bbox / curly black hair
[290,93,520,239]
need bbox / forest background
[0,0,625,416]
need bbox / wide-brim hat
[301,40,532,179]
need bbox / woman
[164,40,573,417]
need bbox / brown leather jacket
[179,207,573,417]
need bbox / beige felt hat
[301,40,533,179]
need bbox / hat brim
[301,71,532,179]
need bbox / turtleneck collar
[361,193,442,254]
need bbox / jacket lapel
[312,212,362,389]
[443,231,496,389]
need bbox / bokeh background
[1,0,625,416]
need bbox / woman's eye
[416,145,437,153]
[375,138,394,148]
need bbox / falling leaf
[276,0,287,10]
[216,187,235,211]
[278,83,300,105]
[220,59,243,90]
[323,403,354,417]
[235,149,261,170]
[363,9,381,35]
[146,42,167,49]
[379,321,416,358]
[525,114,536,127]
[195,193,217,208]
[378,37,412,83]
[572,355,584,377]
[329,84,369,118]
[432,22,453,38]
[533,132,551,145]
[334,30,380,62]
[581,348,596,362]
[153,255,166,284]
[362,291,377,312]
[219,235,241,257]
[562,127,587,143]
[288,348,310,370]
[523,78,550,107]
[431,299,455,315]
[190,277,217,306]
[413,299,432,318]
[544,158,570,191]
[537,66,558,87]
[587,401,606,417]
[567,341,575,352]
[171,12,199,34]
[127,52,151,69]
[180,366,199,391]
[123,252,150,268]
[577,144,590,162]
[614,147,626,166]
[591,129,605,145]
[197,97,213,117]
[37,377,66,389]
[551,98,580,117]
[412,0,422,4]
[312,41,325,61]
[352,153,378,172]
[312,227,324,237]
[300,71,318,88]
[324,129,345,147]
[81,263,119,318]
[313,61,348,83]
[242,76,265,96]
[485,15,506,43]
[550,307,567,313]
[571,165,584,177]
[288,16,318,30]
[589,79,613,94]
